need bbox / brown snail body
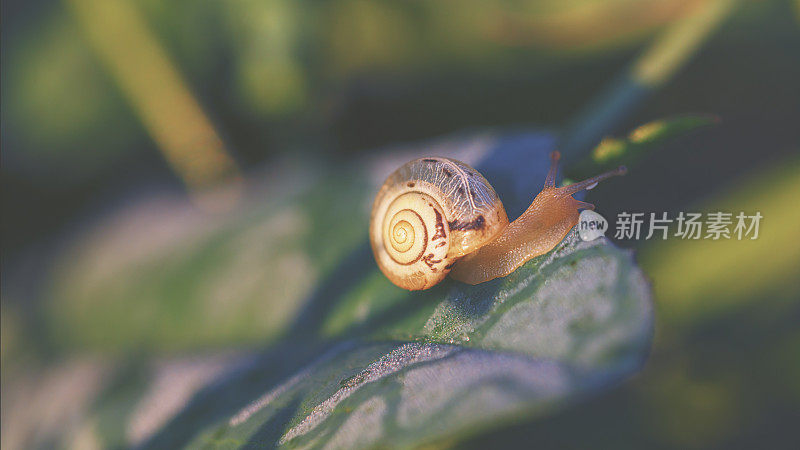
[369,152,625,290]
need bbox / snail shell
[369,157,509,290]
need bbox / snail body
[370,152,625,290]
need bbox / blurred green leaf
[642,153,800,325]
[2,9,138,181]
[567,115,718,180]
[45,166,370,352]
[623,115,718,147]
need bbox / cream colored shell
[369,157,509,290]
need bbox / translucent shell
[370,157,509,290]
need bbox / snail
[369,151,626,290]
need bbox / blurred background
[2,0,799,448]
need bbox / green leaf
[39,132,652,448]
[141,230,651,449]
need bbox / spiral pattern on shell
[370,157,509,290]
